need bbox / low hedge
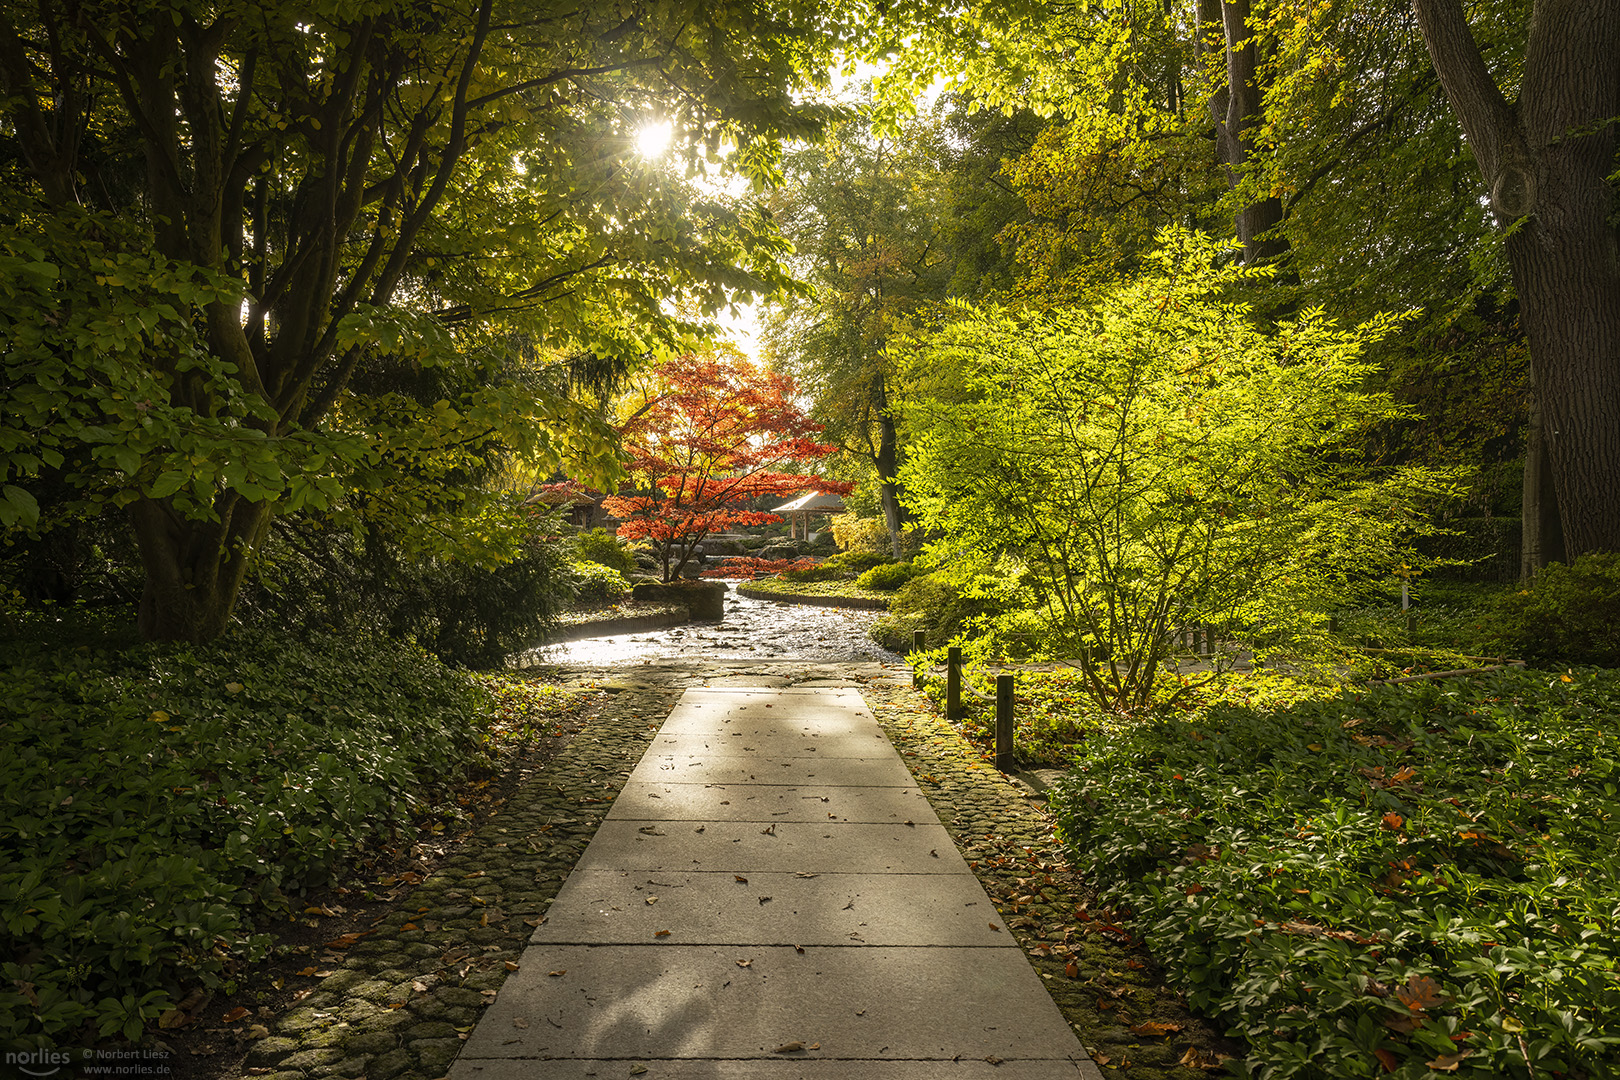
[0,629,492,1048]
[1049,669,1620,1078]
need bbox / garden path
[447,682,1101,1079]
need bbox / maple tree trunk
[1415,0,1620,558]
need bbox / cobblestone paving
[235,662,1237,1080]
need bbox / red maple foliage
[602,353,851,581]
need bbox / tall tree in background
[0,0,843,640]
[765,109,948,556]
[1412,0,1619,562]
[765,101,1031,555]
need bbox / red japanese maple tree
[602,353,851,582]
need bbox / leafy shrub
[1049,670,1620,1078]
[856,560,918,591]
[829,513,892,555]
[899,231,1455,712]
[869,573,992,653]
[1482,552,1620,666]
[0,630,490,1047]
[570,560,630,603]
[572,527,637,577]
[246,524,572,669]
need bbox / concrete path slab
[449,685,1100,1080]
[572,819,963,875]
[648,730,898,757]
[532,870,1011,945]
[606,782,933,823]
[625,754,916,787]
[461,945,1085,1061]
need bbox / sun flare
[634,120,674,159]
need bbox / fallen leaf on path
[761,824,777,836]
[512,1018,528,1029]
[759,896,773,905]
[773,1042,804,1053]
[736,959,753,968]
[645,896,658,905]
[734,875,749,883]
[795,872,818,878]
[654,930,670,937]
[548,970,566,977]
[222,1007,249,1023]
[988,922,1001,932]
[794,944,805,954]
[504,961,520,971]
[630,1066,648,1076]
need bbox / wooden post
[995,674,1014,772]
[912,630,926,688]
[947,646,962,721]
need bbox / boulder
[699,537,747,556]
[630,579,727,621]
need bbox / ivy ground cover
[1050,669,1620,1078]
[0,630,518,1048]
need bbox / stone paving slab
[626,754,916,787]
[647,730,897,757]
[571,819,963,874]
[606,781,932,822]
[458,944,1089,1062]
[532,870,1014,945]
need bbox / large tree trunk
[130,495,271,641]
[1201,0,1289,265]
[1520,369,1566,579]
[1414,0,1620,558]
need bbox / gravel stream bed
[231,660,1236,1080]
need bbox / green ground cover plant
[1048,669,1620,1078]
[0,627,565,1049]
[739,575,892,605]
